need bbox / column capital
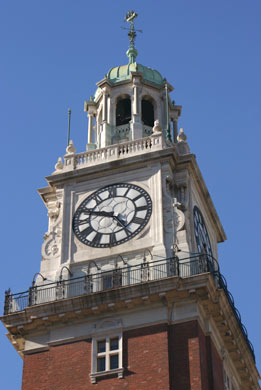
[102,86,109,95]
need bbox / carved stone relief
[162,171,175,257]
[173,199,185,232]
[173,176,191,253]
[162,172,174,235]
[161,168,191,255]
[41,191,63,261]
[93,318,122,332]
[42,226,62,260]
[175,184,188,209]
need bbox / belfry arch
[116,96,131,126]
[142,97,154,127]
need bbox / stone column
[133,84,138,115]
[107,96,111,125]
[131,77,143,140]
[100,88,112,147]
[88,114,94,144]
[86,113,96,151]
[102,90,108,122]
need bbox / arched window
[142,99,154,127]
[116,97,131,126]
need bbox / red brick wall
[22,340,92,390]
[198,325,211,390]
[168,320,224,390]
[210,338,224,390]
[123,324,170,390]
[169,320,199,389]
[22,321,224,390]
[22,324,170,390]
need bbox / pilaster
[131,76,143,140]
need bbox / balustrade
[62,134,164,172]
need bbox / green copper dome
[107,62,164,86]
[93,12,165,100]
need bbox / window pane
[110,337,119,351]
[110,354,119,370]
[97,340,106,353]
[97,357,106,372]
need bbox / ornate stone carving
[42,191,63,261]
[175,184,188,210]
[93,318,122,331]
[42,224,62,260]
[47,201,60,222]
[176,128,190,155]
[55,157,63,171]
[173,199,185,232]
[66,140,76,154]
[177,128,187,142]
[162,172,174,248]
[152,119,162,133]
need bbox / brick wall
[22,324,169,390]
[210,338,224,390]
[169,320,224,390]
[22,339,92,390]
[22,321,224,390]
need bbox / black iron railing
[3,254,255,362]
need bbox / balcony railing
[143,125,153,136]
[3,254,255,362]
[62,133,164,172]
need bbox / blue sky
[0,0,260,387]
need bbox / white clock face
[73,183,152,248]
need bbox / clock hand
[113,215,131,231]
[83,209,114,217]
[91,210,114,217]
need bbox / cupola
[84,11,182,149]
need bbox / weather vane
[121,11,142,64]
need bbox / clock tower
[2,12,259,390]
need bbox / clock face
[193,206,213,257]
[73,183,152,248]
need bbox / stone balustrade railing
[143,125,153,136]
[56,133,165,173]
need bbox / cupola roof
[93,12,165,102]
[106,62,164,86]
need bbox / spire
[124,11,141,64]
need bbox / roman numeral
[80,226,93,237]
[123,188,129,198]
[124,227,131,236]
[79,206,92,213]
[136,205,147,212]
[108,186,117,198]
[92,232,102,245]
[109,233,117,246]
[77,218,90,226]
[93,193,102,203]
[132,216,144,225]
[133,194,143,203]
